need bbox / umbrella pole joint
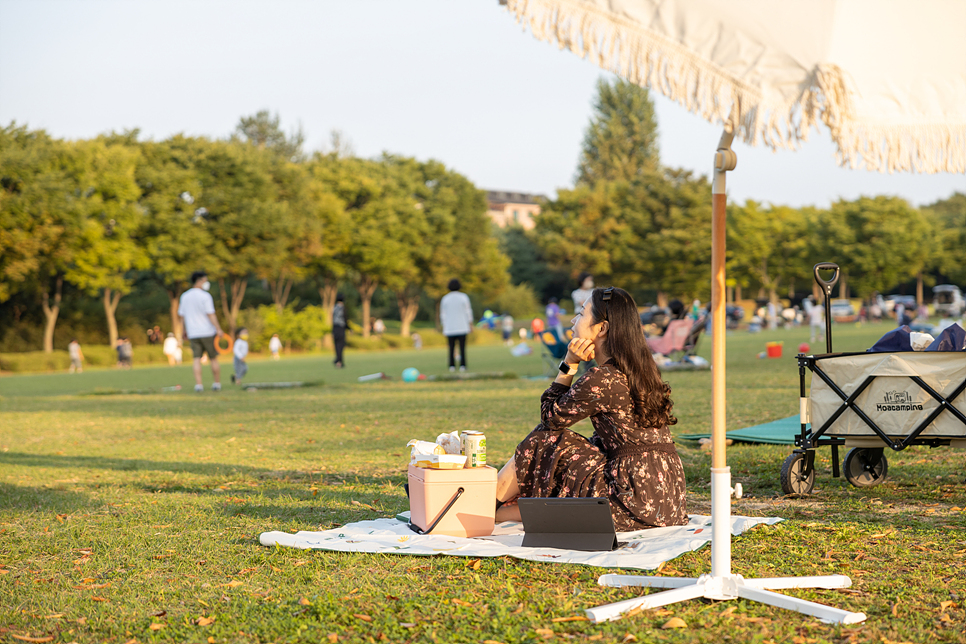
[586,129,865,626]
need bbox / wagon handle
[813,263,839,354]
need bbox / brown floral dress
[514,360,687,530]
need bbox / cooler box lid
[407,464,497,483]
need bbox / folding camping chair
[781,263,966,495]
[539,329,572,377]
[645,319,693,360]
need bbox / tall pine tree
[576,77,660,186]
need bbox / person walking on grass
[332,293,347,368]
[269,334,282,360]
[231,327,249,385]
[178,270,225,393]
[440,278,473,372]
[68,339,84,374]
[163,332,180,366]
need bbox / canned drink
[461,431,486,468]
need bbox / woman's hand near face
[566,337,595,364]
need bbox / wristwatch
[558,361,579,376]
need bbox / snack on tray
[435,431,462,455]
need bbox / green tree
[727,201,810,303]
[384,156,510,337]
[926,192,966,286]
[312,155,423,338]
[576,77,660,186]
[62,137,147,347]
[811,197,931,299]
[196,140,287,333]
[135,136,215,340]
[0,125,96,352]
[233,110,306,163]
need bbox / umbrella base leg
[588,573,866,624]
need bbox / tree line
[0,113,507,353]
[517,78,966,308]
[3,86,964,356]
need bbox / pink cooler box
[407,464,497,538]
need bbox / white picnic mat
[259,514,781,571]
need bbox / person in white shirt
[178,271,225,392]
[162,333,180,366]
[231,327,249,385]
[571,272,594,318]
[808,297,825,343]
[268,334,282,360]
[439,278,473,372]
[68,339,84,374]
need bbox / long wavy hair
[589,287,677,428]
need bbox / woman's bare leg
[496,456,520,502]
[495,456,523,522]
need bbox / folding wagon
[780,264,966,495]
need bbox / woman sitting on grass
[495,286,687,530]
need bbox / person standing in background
[68,339,84,374]
[546,297,564,339]
[269,334,282,360]
[231,327,249,385]
[501,313,515,346]
[163,332,180,366]
[571,273,595,316]
[440,278,473,372]
[332,294,347,368]
[178,270,225,392]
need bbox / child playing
[268,333,282,360]
[231,328,249,385]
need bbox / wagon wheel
[780,452,815,495]
[843,448,888,488]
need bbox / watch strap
[558,361,579,376]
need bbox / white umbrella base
[588,572,866,624]
[585,469,866,625]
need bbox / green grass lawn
[1,323,964,643]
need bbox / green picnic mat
[679,415,806,445]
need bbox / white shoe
[194,384,204,393]
[449,366,456,372]
[211,383,221,392]
[459,366,467,372]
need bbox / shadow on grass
[0,482,94,513]
[0,451,307,480]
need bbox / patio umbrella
[500,0,966,624]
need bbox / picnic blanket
[679,415,804,445]
[259,514,781,571]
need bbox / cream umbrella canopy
[501,0,966,625]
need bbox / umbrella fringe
[505,0,965,174]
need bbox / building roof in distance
[485,190,545,205]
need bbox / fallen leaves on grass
[220,580,243,588]
[451,599,474,607]
[621,634,637,643]
[91,597,109,602]
[551,616,588,623]
[510,603,524,615]
[195,616,215,626]
[327,634,338,643]
[351,500,376,511]
[298,598,311,606]
[662,617,687,629]
[148,624,164,631]
[466,559,481,570]
[483,640,506,644]
[12,636,54,643]
[940,600,956,611]
[533,628,555,639]
[353,614,372,622]
[587,636,603,641]
[150,611,166,618]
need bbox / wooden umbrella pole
[710,129,736,578]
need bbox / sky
[1,0,963,208]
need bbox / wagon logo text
[876,390,922,412]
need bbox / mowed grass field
[1,324,964,644]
